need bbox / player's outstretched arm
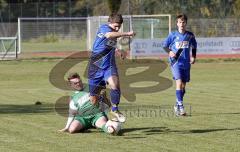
[58,127,68,132]
[105,31,135,39]
[58,114,75,132]
[58,100,77,133]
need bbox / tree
[233,0,240,17]
[0,0,8,22]
[107,0,121,13]
[0,0,7,10]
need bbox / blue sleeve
[163,33,173,48]
[97,24,112,37]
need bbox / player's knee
[95,116,107,128]
[108,77,119,90]
[68,127,76,134]
[109,83,120,90]
[109,79,119,89]
[110,86,118,90]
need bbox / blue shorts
[88,65,118,96]
[171,64,190,82]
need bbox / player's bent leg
[175,79,182,90]
[89,77,106,105]
[107,76,126,122]
[68,120,84,134]
[107,75,120,90]
[100,90,112,108]
[95,116,108,128]
[94,115,114,134]
[107,75,120,110]
[109,88,126,122]
[89,86,104,105]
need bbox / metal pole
[15,37,18,59]
[151,19,154,39]
[17,18,21,54]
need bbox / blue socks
[111,106,118,111]
[176,90,184,109]
[110,89,121,111]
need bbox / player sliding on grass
[58,73,114,134]
[88,13,135,122]
[163,14,197,116]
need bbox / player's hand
[120,51,126,60]
[58,128,68,132]
[127,31,136,37]
[169,51,176,58]
[190,57,196,64]
[116,48,126,60]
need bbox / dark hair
[176,14,188,23]
[67,73,80,81]
[108,13,123,24]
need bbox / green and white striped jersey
[70,87,101,118]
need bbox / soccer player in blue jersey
[88,13,135,122]
[163,14,197,116]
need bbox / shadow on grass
[181,128,240,134]
[119,126,240,137]
[119,127,168,136]
[196,112,240,116]
[0,103,54,114]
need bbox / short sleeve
[163,33,173,48]
[97,24,112,38]
[69,100,78,111]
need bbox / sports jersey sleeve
[69,99,78,110]
[92,24,114,54]
[99,25,112,37]
[65,116,74,129]
[163,33,173,48]
[64,100,78,129]
[94,24,112,44]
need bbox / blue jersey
[91,24,117,69]
[163,30,197,69]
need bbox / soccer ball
[105,120,122,135]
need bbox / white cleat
[179,108,187,116]
[109,110,126,123]
[174,105,180,116]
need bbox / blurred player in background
[163,14,197,116]
[58,73,114,134]
[88,13,135,122]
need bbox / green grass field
[0,59,240,152]
[22,40,87,53]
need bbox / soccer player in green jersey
[58,73,114,134]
